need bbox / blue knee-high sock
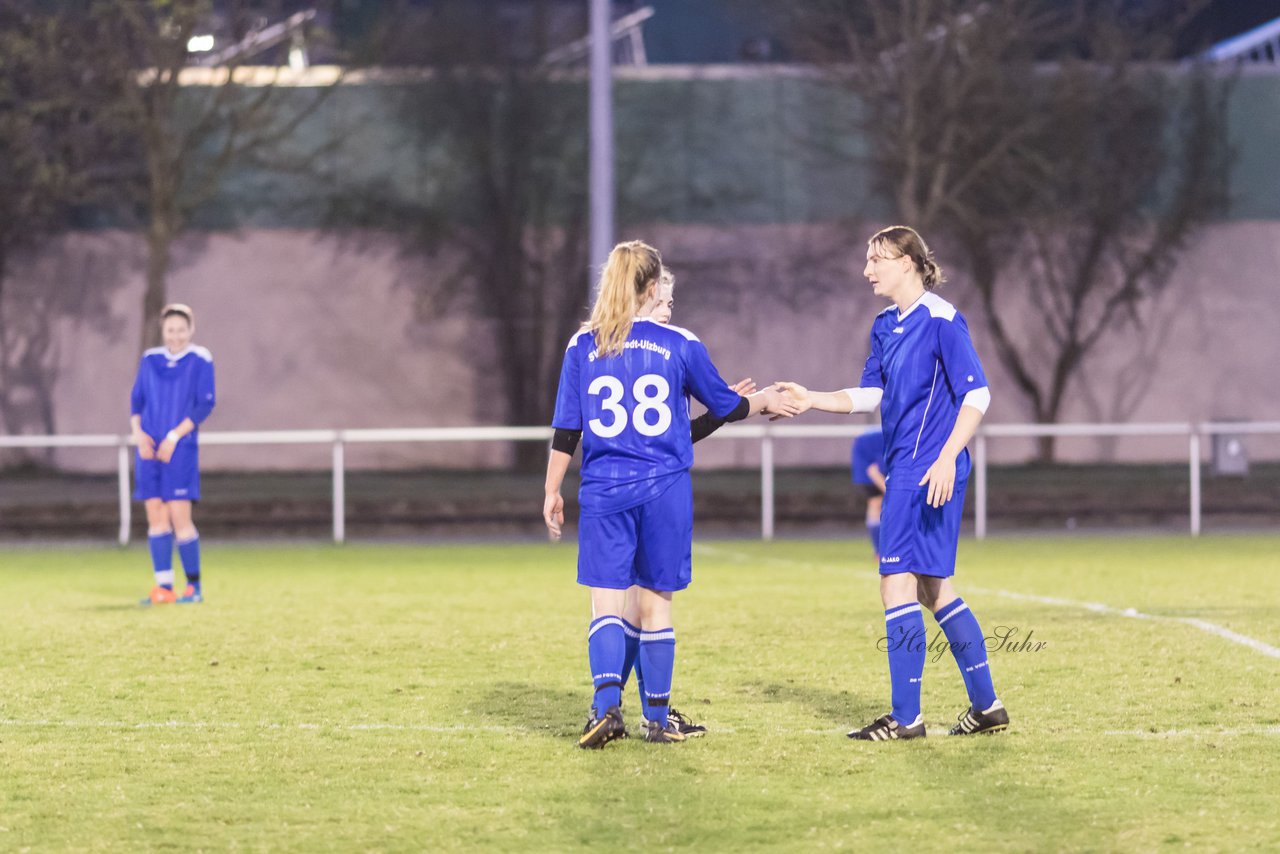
[177,534,201,593]
[884,604,926,726]
[620,619,644,711]
[867,522,881,556]
[587,616,626,714]
[633,651,647,716]
[148,531,175,589]
[935,598,997,711]
[639,628,676,727]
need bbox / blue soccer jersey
[130,345,217,442]
[859,292,986,490]
[851,430,886,486]
[552,318,742,516]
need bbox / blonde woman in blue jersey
[545,241,796,748]
[131,304,216,606]
[615,267,755,739]
[777,225,1009,740]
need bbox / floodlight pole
[589,0,615,289]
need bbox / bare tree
[956,52,1231,459]
[344,0,594,468]
[786,0,1232,459]
[84,0,343,353]
[0,6,133,451]
[1074,276,1208,460]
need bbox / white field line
[1,718,1277,738]
[2,545,1273,740]
[963,588,1280,660]
[1101,726,1280,738]
[692,544,1280,660]
[0,718,513,733]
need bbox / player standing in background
[851,429,886,562]
[544,241,795,748]
[131,304,216,606]
[777,225,1009,740]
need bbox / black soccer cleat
[578,706,627,749]
[847,714,926,741]
[667,708,707,738]
[643,718,687,744]
[948,701,1010,736]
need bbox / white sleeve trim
[839,387,883,413]
[962,387,991,414]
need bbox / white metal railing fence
[3,421,1278,545]
[1204,14,1280,65]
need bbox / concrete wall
[8,220,1278,472]
[7,68,1280,472]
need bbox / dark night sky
[1178,0,1280,52]
[312,1,1280,62]
[639,0,1280,63]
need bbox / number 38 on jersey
[588,373,673,438]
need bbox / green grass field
[2,535,1279,852]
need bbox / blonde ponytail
[587,240,663,357]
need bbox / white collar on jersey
[896,292,927,321]
[162,345,194,361]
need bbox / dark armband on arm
[721,396,751,424]
[690,412,726,444]
[551,428,582,455]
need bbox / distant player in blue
[544,240,795,748]
[130,304,216,606]
[778,225,1009,740]
[851,429,887,561]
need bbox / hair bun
[923,256,946,289]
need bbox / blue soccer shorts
[134,441,201,502]
[576,473,693,592]
[877,479,967,578]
